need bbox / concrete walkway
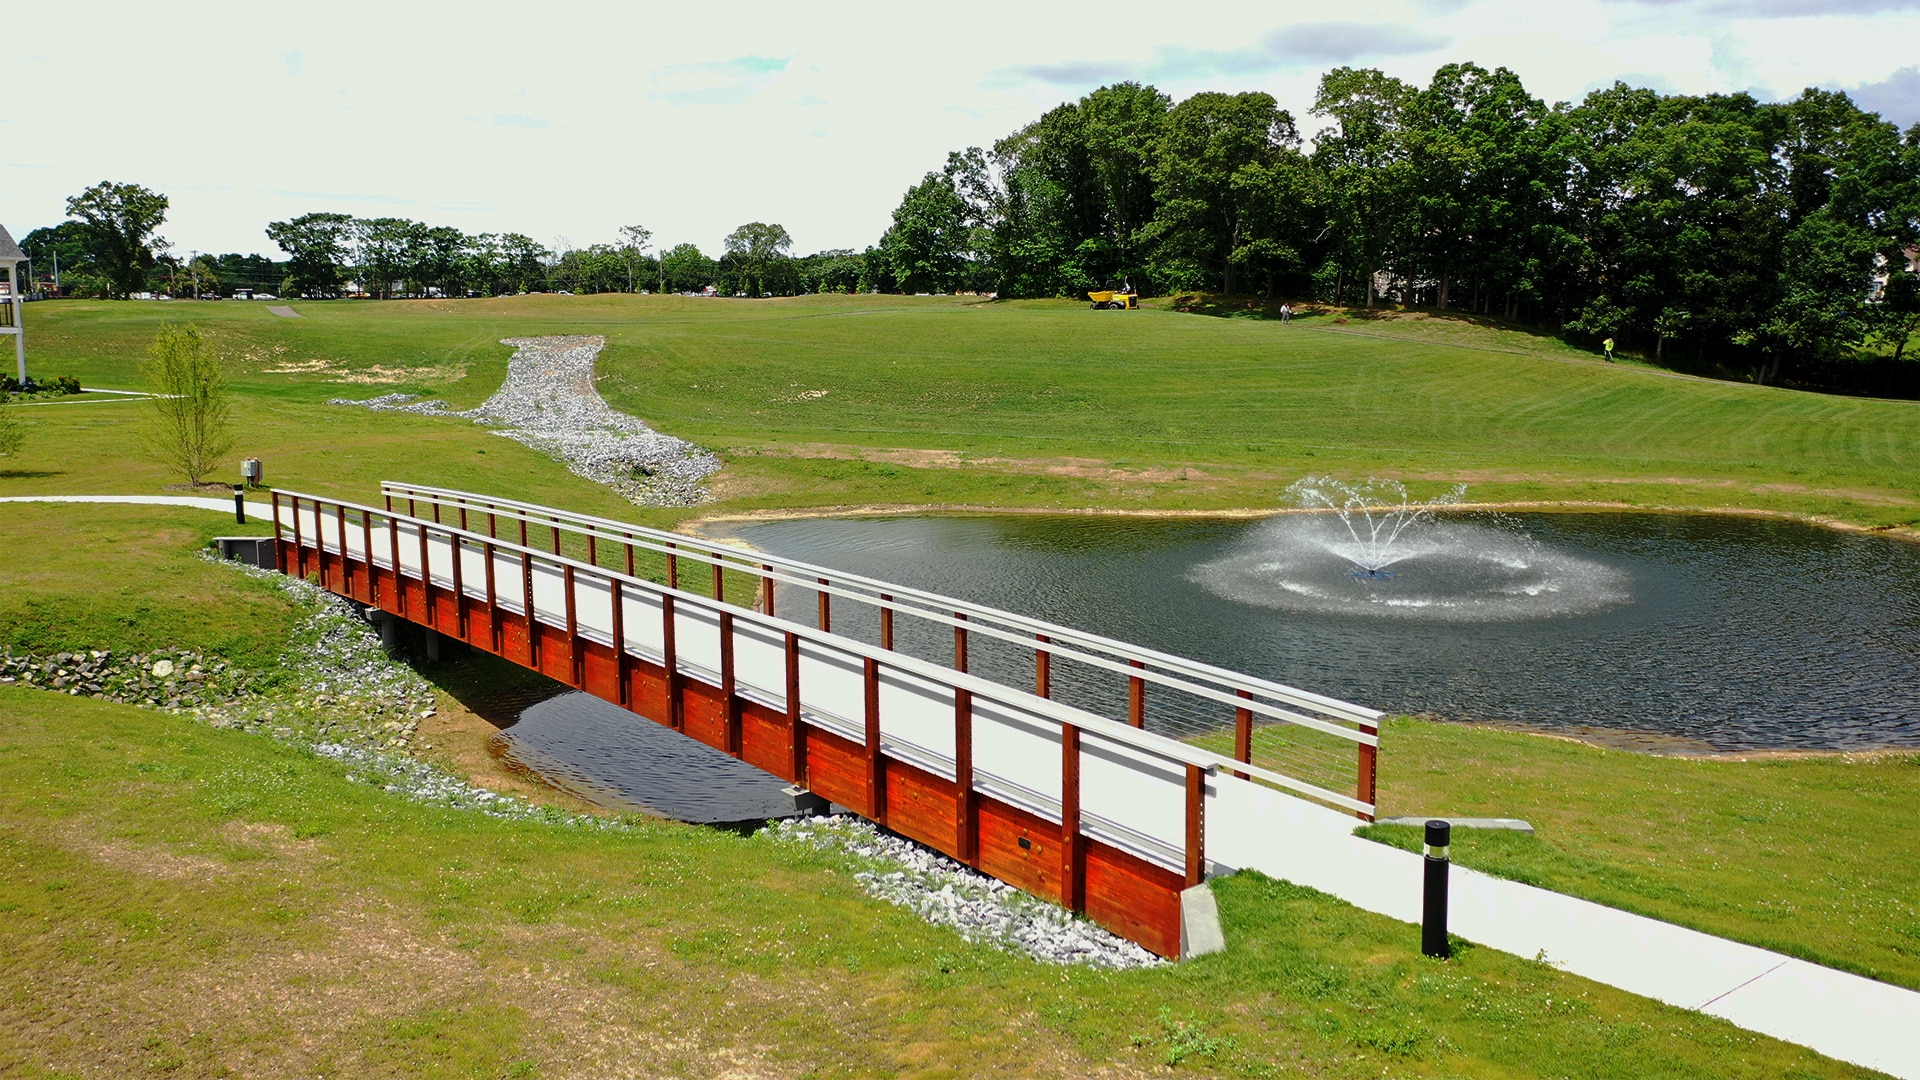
[0,494,268,516]
[1243,793,1919,1078]
[3,493,1915,1075]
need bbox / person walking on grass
[1280,303,1293,323]
[1603,336,1616,362]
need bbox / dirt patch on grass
[737,441,1221,483]
[78,838,229,881]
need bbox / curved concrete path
[0,493,268,516]
[1243,792,1919,1078]
[2,493,1916,1077]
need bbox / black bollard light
[1422,819,1451,958]
[233,484,247,525]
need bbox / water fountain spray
[1285,477,1468,577]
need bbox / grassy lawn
[6,293,1918,530]
[1366,720,1920,992]
[2,296,1915,1074]
[0,687,1882,1079]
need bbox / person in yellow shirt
[1603,336,1615,362]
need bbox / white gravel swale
[333,335,720,506]
[764,816,1163,970]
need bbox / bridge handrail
[272,489,1376,821]
[378,482,1384,738]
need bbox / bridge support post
[1234,689,1253,780]
[954,688,973,862]
[1035,634,1051,698]
[1357,724,1378,822]
[663,593,681,729]
[1185,764,1206,888]
[864,657,884,824]
[721,610,739,755]
[784,631,804,782]
[1061,723,1082,911]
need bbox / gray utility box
[213,536,274,568]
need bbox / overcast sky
[5,0,1916,259]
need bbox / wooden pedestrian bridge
[269,482,1383,960]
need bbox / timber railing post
[864,656,884,824]
[784,631,804,783]
[720,610,739,754]
[361,506,375,604]
[711,559,724,603]
[610,578,627,706]
[418,522,434,628]
[624,533,635,578]
[290,496,305,579]
[520,550,536,669]
[879,595,894,650]
[761,565,774,616]
[1185,763,1206,888]
[1062,723,1082,911]
[954,612,968,672]
[483,541,499,652]
[451,535,466,640]
[663,593,681,729]
[1234,689,1253,780]
[666,542,678,589]
[1128,659,1146,728]
[1357,723,1378,822]
[818,577,831,632]
[954,687,973,862]
[1035,633,1051,698]
[549,515,560,556]
[270,490,286,574]
[587,532,597,570]
[563,564,581,687]
[389,511,405,618]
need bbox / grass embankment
[1368,720,1920,992]
[0,686,1883,1079]
[7,293,1919,531]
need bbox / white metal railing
[271,488,1376,886]
[378,481,1381,813]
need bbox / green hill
[8,293,1918,532]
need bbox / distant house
[0,223,24,381]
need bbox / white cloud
[1,0,1913,258]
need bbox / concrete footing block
[212,536,273,568]
[1180,882,1225,961]
[783,785,832,816]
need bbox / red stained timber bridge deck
[270,483,1383,960]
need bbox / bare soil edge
[679,499,1920,546]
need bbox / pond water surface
[723,512,1920,752]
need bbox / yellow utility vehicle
[1087,289,1139,310]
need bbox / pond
[720,512,1920,752]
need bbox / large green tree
[64,181,169,299]
[265,212,353,297]
[721,222,793,297]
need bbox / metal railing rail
[383,483,1377,720]
[270,489,1377,853]
[378,483,1382,809]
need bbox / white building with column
[0,225,24,383]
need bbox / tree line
[879,65,1920,386]
[15,61,1920,392]
[20,192,882,302]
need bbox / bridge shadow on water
[424,645,800,828]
